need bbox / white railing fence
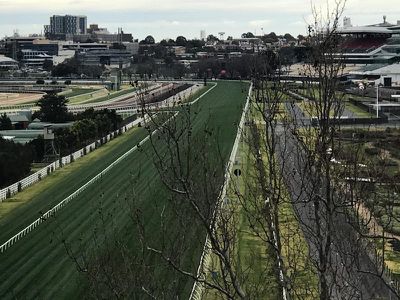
[0,82,209,201]
[0,112,178,254]
[0,117,144,202]
[189,82,252,300]
[0,82,215,255]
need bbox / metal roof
[0,56,18,64]
[28,122,73,130]
[0,130,43,138]
[337,26,394,34]
[9,115,29,123]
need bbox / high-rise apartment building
[46,15,87,35]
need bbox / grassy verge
[251,99,318,298]
[295,91,373,119]
[203,139,280,299]
[345,102,373,118]
[183,84,213,103]
[297,101,338,118]
[279,199,319,298]
[67,89,108,104]
[67,85,137,104]
[204,96,317,299]
[0,128,144,221]
[83,86,137,104]
[60,88,99,98]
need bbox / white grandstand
[0,55,18,69]
[337,16,400,64]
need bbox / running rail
[189,82,253,300]
[0,113,179,253]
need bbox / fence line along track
[0,112,180,253]
[189,82,252,300]
[0,117,142,202]
[0,82,216,254]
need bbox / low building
[228,52,242,58]
[232,38,266,52]
[349,63,400,86]
[95,32,133,43]
[9,114,29,129]
[76,49,131,67]
[196,52,213,59]
[0,37,58,68]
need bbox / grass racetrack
[0,81,249,298]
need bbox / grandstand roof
[337,26,395,34]
[368,63,400,75]
[349,63,400,76]
[0,56,18,64]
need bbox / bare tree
[61,2,400,299]
[277,1,399,299]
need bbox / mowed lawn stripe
[0,81,249,299]
[0,128,169,298]
[0,126,149,240]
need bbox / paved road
[274,117,397,299]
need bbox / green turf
[0,81,249,299]
[183,84,213,103]
[67,89,108,104]
[203,138,280,300]
[0,127,142,219]
[61,88,99,98]
[345,102,373,118]
[83,86,137,104]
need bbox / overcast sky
[0,0,399,40]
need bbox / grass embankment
[0,81,248,299]
[67,89,108,104]
[345,102,374,118]
[84,86,137,104]
[60,88,99,99]
[203,139,280,299]
[251,101,288,123]
[0,126,144,220]
[297,101,342,118]
[279,200,319,298]
[66,85,137,105]
[293,87,373,118]
[252,107,318,299]
[204,95,317,299]
[184,84,213,103]
[297,101,374,118]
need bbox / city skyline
[0,0,399,40]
